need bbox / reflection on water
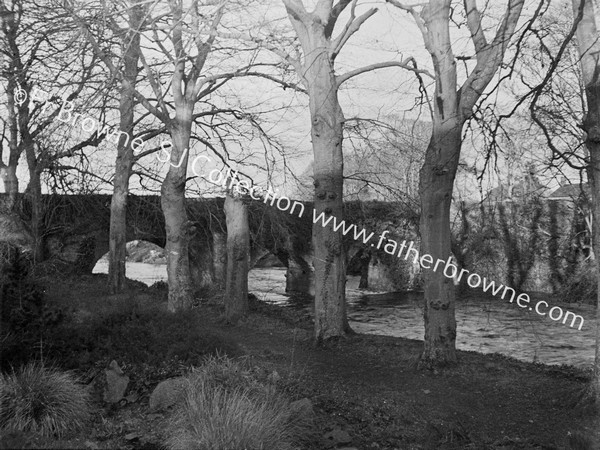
[93,262,596,369]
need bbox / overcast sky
[6,0,580,201]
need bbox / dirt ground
[2,273,599,450]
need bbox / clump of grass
[164,355,314,450]
[0,362,90,437]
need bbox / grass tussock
[164,355,314,450]
[0,362,90,437]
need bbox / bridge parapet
[0,194,418,293]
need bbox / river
[93,262,596,370]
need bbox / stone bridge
[1,194,420,294]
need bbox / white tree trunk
[162,122,194,311]
[572,0,600,405]
[390,0,524,366]
[224,192,249,322]
[283,0,352,343]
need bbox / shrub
[84,309,239,367]
[0,244,47,333]
[164,355,313,450]
[557,261,597,303]
[0,253,64,371]
[0,363,90,437]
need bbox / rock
[268,370,281,383]
[124,433,140,441]
[149,377,187,411]
[290,398,314,417]
[103,360,129,404]
[323,428,352,446]
[124,392,139,403]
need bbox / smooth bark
[572,0,600,404]
[419,123,461,363]
[308,57,348,341]
[0,166,18,212]
[282,0,353,343]
[390,0,525,366]
[162,121,194,311]
[212,231,227,289]
[159,1,223,311]
[2,6,21,213]
[24,149,43,263]
[224,192,249,322]
[108,2,143,294]
[282,0,422,341]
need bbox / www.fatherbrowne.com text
[159,149,585,331]
[19,83,582,331]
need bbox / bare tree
[0,0,106,260]
[388,0,526,365]
[70,0,300,310]
[107,1,145,294]
[282,0,428,343]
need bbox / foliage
[497,199,544,291]
[452,177,597,302]
[1,295,239,378]
[164,355,314,450]
[53,309,238,370]
[556,259,597,303]
[0,245,65,371]
[0,276,63,335]
[0,363,90,437]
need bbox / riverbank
[93,262,597,369]
[2,273,597,449]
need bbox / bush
[81,309,239,367]
[3,306,239,371]
[0,363,90,437]
[557,261,597,303]
[0,247,64,371]
[164,355,313,450]
[0,243,49,333]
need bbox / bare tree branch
[464,0,487,56]
[324,0,353,38]
[331,5,377,60]
[337,57,434,86]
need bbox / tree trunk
[25,162,43,263]
[1,166,18,212]
[162,122,194,312]
[224,192,249,323]
[108,3,142,294]
[572,0,600,406]
[358,250,370,289]
[308,62,349,343]
[419,121,462,366]
[587,84,600,406]
[282,0,365,344]
[3,69,20,214]
[387,0,524,367]
[109,164,131,294]
[212,231,227,289]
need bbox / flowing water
[93,262,596,369]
